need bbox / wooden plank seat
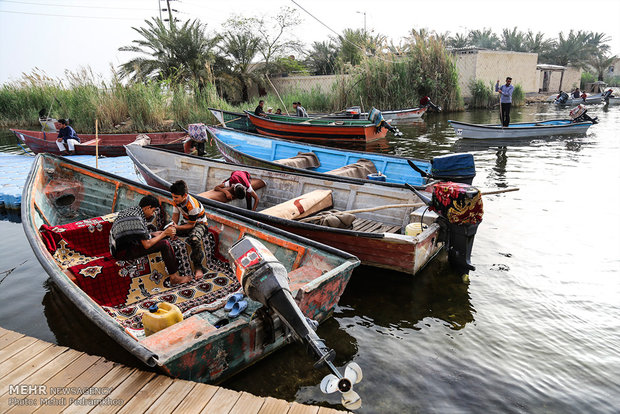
[39,212,241,339]
[325,159,377,179]
[273,152,320,169]
[351,217,402,234]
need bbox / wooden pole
[481,187,519,196]
[95,119,99,169]
[265,74,290,116]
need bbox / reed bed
[469,80,524,109]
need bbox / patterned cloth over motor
[430,182,484,225]
[188,123,208,142]
[40,212,241,332]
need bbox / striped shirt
[174,194,207,224]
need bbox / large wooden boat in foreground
[22,153,359,383]
[126,144,445,276]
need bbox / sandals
[224,292,248,318]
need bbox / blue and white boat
[448,119,594,139]
[206,126,476,186]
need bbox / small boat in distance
[22,153,358,384]
[11,128,187,157]
[449,106,596,139]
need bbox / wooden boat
[207,126,476,186]
[553,93,603,106]
[22,153,358,383]
[10,128,187,156]
[448,119,593,139]
[126,144,446,275]
[208,107,257,133]
[245,111,389,143]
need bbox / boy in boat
[55,118,80,155]
[109,195,191,286]
[254,100,266,116]
[293,101,308,117]
[169,180,209,280]
[214,170,260,211]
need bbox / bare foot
[194,268,204,280]
[170,273,192,286]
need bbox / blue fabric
[57,126,80,143]
[495,83,514,103]
[431,153,476,178]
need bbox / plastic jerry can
[142,302,183,336]
[405,222,424,236]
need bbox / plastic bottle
[142,302,183,336]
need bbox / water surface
[1,104,619,413]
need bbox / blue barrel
[367,173,387,182]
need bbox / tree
[500,27,526,52]
[523,30,555,57]
[333,28,387,68]
[589,53,617,81]
[219,32,261,102]
[546,30,598,68]
[468,28,500,49]
[448,33,470,49]
[305,41,338,75]
[118,18,219,89]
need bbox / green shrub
[512,84,524,106]
[580,72,596,89]
[469,80,495,108]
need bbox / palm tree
[448,33,470,49]
[589,53,617,81]
[523,30,555,58]
[305,41,338,75]
[468,28,500,49]
[546,30,597,68]
[500,27,526,52]
[118,18,219,89]
[219,32,261,102]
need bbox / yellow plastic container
[405,222,424,237]
[142,302,183,336]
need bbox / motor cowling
[429,182,483,275]
[556,91,569,105]
[228,237,335,365]
[569,105,598,124]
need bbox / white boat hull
[449,119,593,139]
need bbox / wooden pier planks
[0,327,348,414]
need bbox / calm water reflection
[1,103,619,413]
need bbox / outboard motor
[343,106,362,119]
[228,237,363,410]
[407,153,476,185]
[368,107,403,137]
[407,183,483,276]
[555,91,569,105]
[420,96,442,111]
[602,89,614,102]
[569,105,598,124]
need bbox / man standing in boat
[170,180,209,280]
[55,118,80,155]
[495,77,514,127]
[109,195,191,286]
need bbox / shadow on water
[339,257,475,332]
[42,279,152,370]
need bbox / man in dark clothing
[55,118,80,155]
[254,100,266,116]
[495,77,514,127]
[109,195,191,285]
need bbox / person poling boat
[229,237,363,410]
[495,77,514,127]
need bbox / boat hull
[246,111,388,143]
[126,144,444,275]
[381,107,427,124]
[449,119,593,139]
[21,153,358,383]
[11,129,186,156]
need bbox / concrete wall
[454,50,539,97]
[535,66,581,93]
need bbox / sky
[1,0,619,84]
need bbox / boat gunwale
[448,119,593,130]
[245,111,375,130]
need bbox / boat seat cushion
[260,189,333,220]
[40,212,241,333]
[326,159,377,178]
[273,152,320,169]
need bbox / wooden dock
[0,327,345,414]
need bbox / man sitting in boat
[214,170,260,211]
[109,195,191,286]
[170,180,210,280]
[55,118,80,155]
[254,100,266,116]
[572,88,581,99]
[293,101,309,117]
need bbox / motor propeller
[228,237,364,410]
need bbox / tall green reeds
[469,80,524,108]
